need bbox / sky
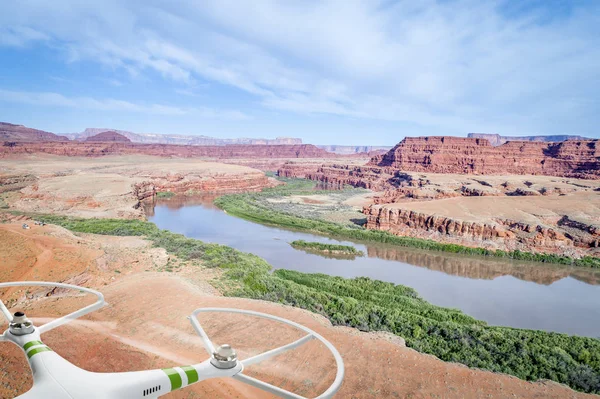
[0,0,599,145]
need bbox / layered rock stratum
[0,141,335,160]
[370,137,599,178]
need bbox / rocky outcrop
[363,205,600,254]
[65,127,303,146]
[0,122,69,142]
[133,172,274,203]
[468,133,592,146]
[85,131,131,142]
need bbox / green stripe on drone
[27,346,53,359]
[162,368,182,391]
[181,366,199,384]
[23,341,44,351]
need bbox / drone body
[0,281,344,399]
[8,327,241,398]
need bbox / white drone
[0,281,344,399]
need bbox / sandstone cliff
[363,205,599,254]
[369,137,600,178]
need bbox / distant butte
[85,131,131,142]
[0,122,69,142]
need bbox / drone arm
[104,358,242,398]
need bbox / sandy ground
[0,155,272,218]
[0,223,597,399]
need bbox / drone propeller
[1,282,344,399]
[190,308,345,399]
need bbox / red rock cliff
[368,137,599,178]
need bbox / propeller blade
[0,281,105,335]
[242,333,314,367]
[233,373,306,399]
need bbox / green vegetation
[34,214,600,393]
[290,240,364,256]
[156,191,176,199]
[214,180,600,268]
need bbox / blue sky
[0,1,598,145]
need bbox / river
[147,195,600,338]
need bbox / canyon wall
[279,137,599,188]
[363,205,600,254]
[369,137,600,178]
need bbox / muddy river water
[148,196,600,338]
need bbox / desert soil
[0,223,597,399]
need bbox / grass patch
[213,180,600,268]
[156,191,176,199]
[34,214,600,393]
[290,240,364,256]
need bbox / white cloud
[0,26,49,47]
[0,89,249,120]
[0,0,598,135]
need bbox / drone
[0,281,344,399]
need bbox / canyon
[279,136,600,186]
[278,136,600,257]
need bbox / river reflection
[366,244,600,286]
[147,196,600,337]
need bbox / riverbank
[26,214,600,394]
[3,222,593,399]
[214,180,600,268]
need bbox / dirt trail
[0,223,597,399]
